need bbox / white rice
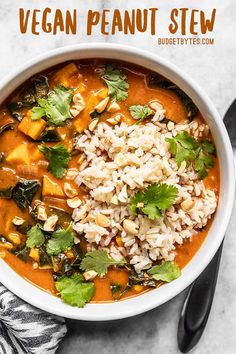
[71,114,217,274]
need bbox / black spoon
[177,99,236,353]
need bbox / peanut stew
[0,60,219,307]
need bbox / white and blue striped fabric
[0,284,67,354]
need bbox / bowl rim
[0,43,234,321]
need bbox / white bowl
[0,43,234,321]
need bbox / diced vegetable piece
[116,236,123,247]
[133,285,144,292]
[53,63,79,87]
[73,117,87,133]
[74,83,86,94]
[18,115,47,140]
[6,144,30,165]
[87,95,100,112]
[42,175,65,198]
[96,88,108,99]
[29,248,40,262]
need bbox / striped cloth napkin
[0,284,67,354]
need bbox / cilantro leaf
[166,132,216,180]
[26,225,45,248]
[201,140,216,154]
[101,64,129,101]
[31,85,73,126]
[46,225,74,256]
[130,183,178,220]
[129,105,154,124]
[166,131,199,166]
[194,150,214,180]
[147,261,181,282]
[55,274,95,307]
[38,143,71,178]
[80,250,126,276]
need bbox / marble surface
[0,0,236,353]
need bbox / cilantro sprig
[38,143,71,178]
[130,183,178,220]
[55,274,95,307]
[80,250,126,276]
[165,131,216,179]
[46,225,74,256]
[147,261,181,283]
[26,225,45,248]
[31,85,73,126]
[101,64,129,101]
[129,105,154,124]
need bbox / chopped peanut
[83,270,98,281]
[95,214,110,227]
[7,232,21,246]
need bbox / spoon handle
[177,242,223,353]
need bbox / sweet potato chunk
[18,116,47,140]
[6,144,30,165]
[42,175,65,198]
[54,63,79,87]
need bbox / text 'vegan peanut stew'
[0,60,219,307]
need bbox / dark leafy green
[111,284,122,295]
[7,102,24,121]
[0,187,13,198]
[38,128,61,142]
[14,246,29,262]
[90,111,101,120]
[12,179,40,210]
[7,76,49,120]
[38,246,52,267]
[0,118,15,135]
